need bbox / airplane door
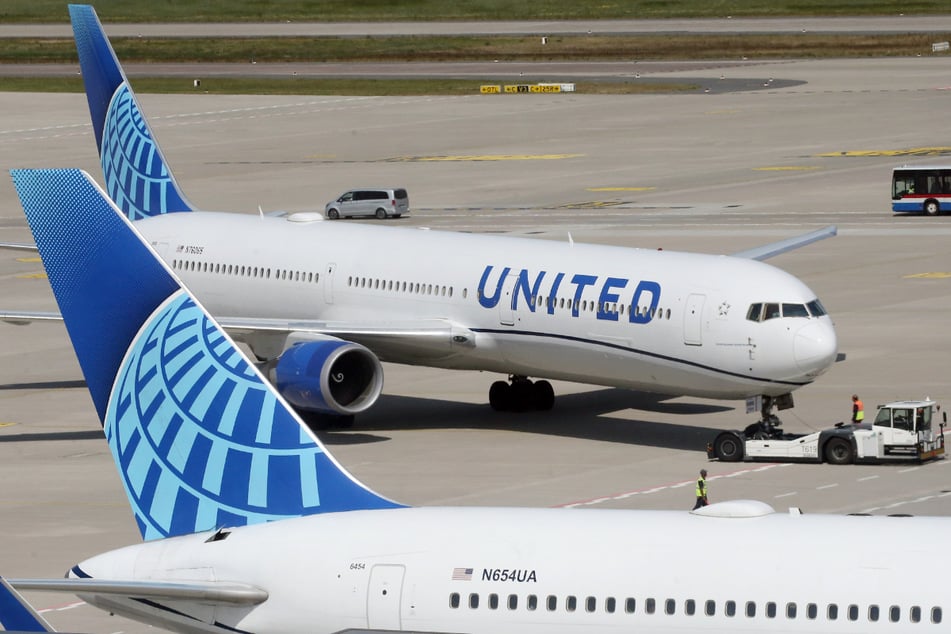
[324,262,336,304]
[366,564,405,630]
[499,275,517,326]
[683,293,705,346]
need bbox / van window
[394,189,408,200]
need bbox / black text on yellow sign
[480,85,501,94]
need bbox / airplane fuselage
[139,212,837,400]
[74,503,949,634]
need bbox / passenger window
[586,596,596,612]
[488,594,498,610]
[807,603,817,619]
[566,596,577,612]
[934,606,943,624]
[911,606,921,623]
[527,595,537,611]
[705,600,716,616]
[725,601,736,617]
[469,593,479,609]
[685,599,695,615]
[625,598,636,614]
[508,595,518,610]
[828,604,838,620]
[848,604,859,621]
[766,602,776,618]
[605,597,616,613]
[745,601,756,617]
[786,603,797,619]
[450,593,460,608]
[889,605,900,622]
[547,595,557,611]
[869,605,879,621]
[665,599,675,615]
[645,598,655,614]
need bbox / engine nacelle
[273,338,383,415]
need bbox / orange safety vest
[853,399,865,422]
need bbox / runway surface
[1,55,951,631]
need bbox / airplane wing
[8,579,267,606]
[731,225,837,261]
[224,317,476,361]
[0,242,38,251]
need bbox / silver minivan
[325,188,409,219]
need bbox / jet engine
[270,336,384,416]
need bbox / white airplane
[7,167,950,634]
[5,5,839,425]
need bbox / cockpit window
[746,299,827,322]
[782,303,809,318]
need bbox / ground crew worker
[852,394,865,425]
[693,469,709,509]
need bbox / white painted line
[816,483,839,490]
[898,466,920,474]
[857,475,879,482]
[774,491,798,498]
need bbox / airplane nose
[794,320,838,377]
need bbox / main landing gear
[489,375,555,412]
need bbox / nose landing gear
[489,375,555,412]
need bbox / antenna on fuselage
[568,232,574,247]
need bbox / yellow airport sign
[480,85,501,94]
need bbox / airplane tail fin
[10,168,401,541]
[0,576,54,632]
[69,4,194,219]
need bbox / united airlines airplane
[7,5,839,425]
[6,167,948,634]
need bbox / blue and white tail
[69,4,194,219]
[0,577,53,632]
[10,169,401,541]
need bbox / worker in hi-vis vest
[693,469,709,509]
[852,394,865,424]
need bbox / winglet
[11,168,401,541]
[69,4,194,218]
[0,576,54,632]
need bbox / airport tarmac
[1,56,951,631]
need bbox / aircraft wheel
[824,438,854,465]
[489,381,511,411]
[510,380,535,412]
[925,200,940,216]
[533,380,555,410]
[714,432,743,462]
[327,209,339,220]
[375,208,388,219]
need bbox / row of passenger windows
[171,259,319,284]
[347,276,463,299]
[448,593,943,625]
[746,299,827,323]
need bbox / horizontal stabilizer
[731,225,837,261]
[10,578,266,606]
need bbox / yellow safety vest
[696,477,707,498]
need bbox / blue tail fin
[69,4,194,219]
[0,577,53,632]
[10,169,401,541]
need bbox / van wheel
[925,200,940,216]
[327,209,339,220]
[375,208,387,219]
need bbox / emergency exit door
[367,564,405,630]
[683,293,705,346]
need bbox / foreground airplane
[5,5,839,424]
[7,167,948,634]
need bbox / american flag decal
[452,567,473,581]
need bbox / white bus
[892,165,951,215]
